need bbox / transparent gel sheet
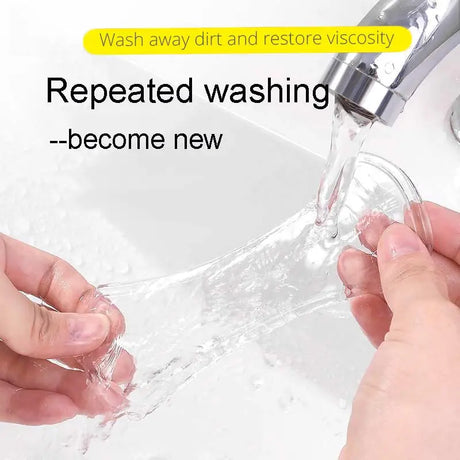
[45,152,432,455]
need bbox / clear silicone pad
[72,151,433,441]
[41,151,432,455]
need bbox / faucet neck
[322,0,460,125]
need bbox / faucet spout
[322,0,460,125]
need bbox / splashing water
[45,201,351,455]
[315,98,374,230]
[90,203,350,422]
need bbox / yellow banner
[84,26,411,55]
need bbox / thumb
[0,273,110,359]
[377,223,449,314]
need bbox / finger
[356,213,393,252]
[357,203,460,264]
[0,272,110,359]
[72,294,133,384]
[0,380,77,425]
[0,235,127,369]
[110,349,136,383]
[349,294,392,348]
[338,246,459,346]
[0,233,93,312]
[339,247,460,306]
[431,251,460,306]
[60,348,135,384]
[0,234,126,337]
[338,248,383,297]
[338,248,391,347]
[377,223,449,315]
[54,294,133,384]
[423,202,460,265]
[84,294,126,339]
[61,294,130,382]
[91,348,135,385]
[0,343,126,416]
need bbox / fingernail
[380,224,425,262]
[40,395,78,422]
[337,247,366,287]
[89,297,112,314]
[357,213,394,251]
[94,382,127,414]
[68,314,110,344]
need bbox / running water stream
[315,98,375,231]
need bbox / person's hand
[0,234,134,425]
[337,202,460,459]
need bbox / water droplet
[428,0,437,7]
[278,393,294,410]
[385,62,395,74]
[369,63,378,75]
[117,262,131,275]
[450,96,460,143]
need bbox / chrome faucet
[322,0,460,125]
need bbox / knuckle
[390,261,441,286]
[353,376,392,412]
[37,258,71,301]
[30,305,55,346]
[358,379,389,400]
[383,326,418,348]
[78,286,98,310]
[453,292,460,308]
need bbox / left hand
[0,234,134,425]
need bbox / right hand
[338,202,460,459]
[338,202,460,347]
